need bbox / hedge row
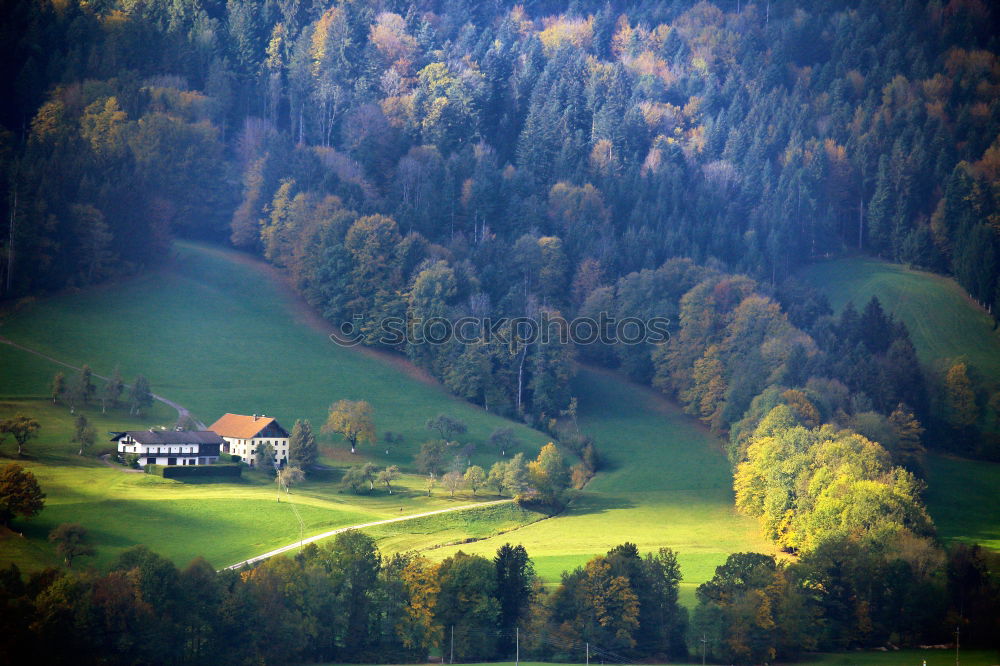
[144,463,243,479]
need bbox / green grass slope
[799,257,1000,377]
[923,453,1000,551]
[0,241,552,569]
[0,398,521,571]
[1,241,548,465]
[426,366,772,603]
[0,241,769,593]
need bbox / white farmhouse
[209,413,290,467]
[113,430,225,467]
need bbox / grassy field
[426,365,773,604]
[0,241,769,597]
[799,257,1000,378]
[0,398,519,571]
[924,453,1000,551]
[0,241,549,466]
[0,241,555,570]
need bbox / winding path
[0,336,204,428]
[223,498,514,570]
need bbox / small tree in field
[426,414,467,442]
[377,465,400,493]
[488,427,521,456]
[464,465,486,495]
[72,414,96,456]
[49,523,94,567]
[488,461,509,496]
[277,466,305,497]
[324,400,375,454]
[0,463,45,527]
[51,372,66,404]
[102,366,124,413]
[0,414,40,457]
[442,470,463,497]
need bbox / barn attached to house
[208,413,290,467]
[114,430,224,467]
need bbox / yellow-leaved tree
[323,400,375,454]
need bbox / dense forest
[2,0,999,421]
[2,0,1000,661]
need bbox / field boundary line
[223,498,514,570]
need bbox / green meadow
[0,398,514,571]
[0,241,766,589]
[426,365,772,604]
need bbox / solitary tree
[945,361,978,429]
[340,465,368,494]
[377,465,400,493]
[426,414,467,442]
[464,465,486,495]
[0,463,45,527]
[288,419,318,472]
[49,523,94,567]
[324,400,375,454]
[0,414,40,457]
[71,414,96,456]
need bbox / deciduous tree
[0,463,45,527]
[49,523,94,567]
[324,400,375,454]
[0,414,40,457]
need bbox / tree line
[0,529,996,665]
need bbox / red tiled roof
[209,413,281,439]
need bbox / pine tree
[288,419,317,473]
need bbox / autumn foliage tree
[323,400,375,454]
[0,463,45,527]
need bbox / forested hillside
[2,0,1000,418]
[2,0,1000,660]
